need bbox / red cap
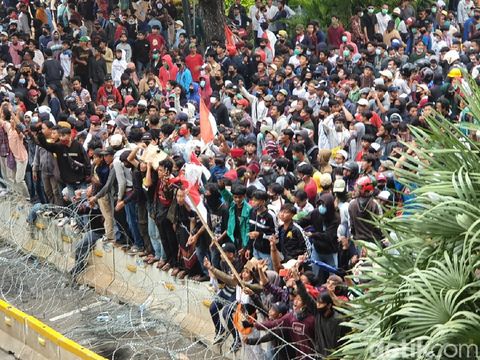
[230,148,245,159]
[247,162,260,175]
[90,115,101,125]
[223,169,238,181]
[28,89,39,97]
[376,173,387,182]
[236,98,249,107]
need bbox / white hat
[370,143,381,152]
[107,120,116,127]
[333,179,346,193]
[393,7,401,15]
[138,99,148,107]
[357,98,369,106]
[168,107,178,114]
[444,50,460,65]
[109,134,123,147]
[379,70,393,80]
[282,259,298,270]
[38,105,51,114]
[337,149,348,160]
[378,190,392,202]
[175,20,184,27]
[269,64,278,71]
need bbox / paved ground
[0,350,15,359]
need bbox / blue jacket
[176,67,192,91]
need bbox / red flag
[200,99,217,144]
[190,152,201,166]
[169,173,207,221]
[225,24,235,48]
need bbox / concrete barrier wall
[0,299,105,360]
[0,199,217,346]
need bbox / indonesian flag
[169,173,208,222]
[225,24,235,48]
[200,99,217,144]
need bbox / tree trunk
[198,0,225,44]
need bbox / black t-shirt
[361,14,377,41]
[73,46,92,73]
[234,205,242,249]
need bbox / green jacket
[221,188,251,248]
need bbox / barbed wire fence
[0,180,319,360]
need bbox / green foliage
[333,77,480,360]
[224,0,256,13]
[287,0,436,29]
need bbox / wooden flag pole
[185,191,244,287]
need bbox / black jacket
[210,103,231,127]
[248,207,276,254]
[132,39,150,64]
[297,193,339,255]
[0,43,11,63]
[88,57,107,84]
[37,132,91,184]
[278,222,307,261]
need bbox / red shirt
[96,86,122,106]
[327,25,345,48]
[184,53,204,82]
[147,33,165,55]
[304,178,318,204]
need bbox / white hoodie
[111,49,127,88]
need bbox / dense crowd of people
[0,0,476,357]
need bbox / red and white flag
[225,24,235,48]
[169,173,208,222]
[200,99,218,144]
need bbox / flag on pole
[188,152,211,181]
[225,24,235,48]
[200,99,217,144]
[169,174,208,223]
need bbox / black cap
[222,242,237,254]
[99,147,115,156]
[141,132,153,141]
[271,302,289,315]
